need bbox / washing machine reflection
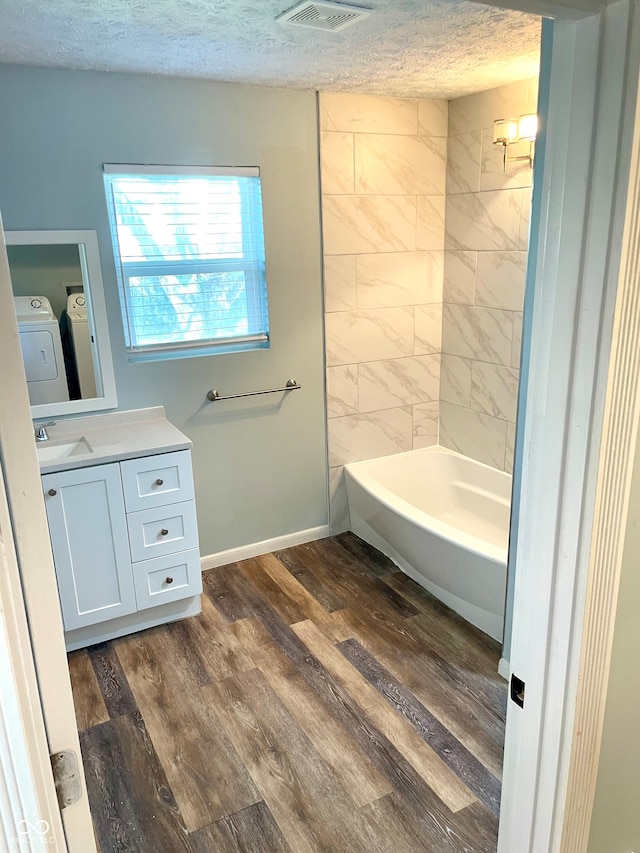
[62,291,98,399]
[14,296,70,405]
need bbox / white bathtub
[344,446,511,641]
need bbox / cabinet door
[42,464,136,631]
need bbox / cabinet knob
[155,479,164,486]
[160,528,169,536]
[165,576,174,585]
[48,489,57,497]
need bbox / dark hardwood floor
[68,533,507,853]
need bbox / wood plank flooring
[69,533,507,853]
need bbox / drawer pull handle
[165,577,174,585]
[155,479,164,486]
[48,489,57,497]
[160,528,169,536]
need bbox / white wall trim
[0,217,73,850]
[200,525,330,570]
[0,463,66,851]
[498,657,511,682]
[0,214,96,850]
[0,612,45,853]
[473,0,605,20]
[498,4,640,852]
[559,32,640,853]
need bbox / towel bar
[207,378,301,402]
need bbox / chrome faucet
[34,421,56,442]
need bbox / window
[103,164,270,361]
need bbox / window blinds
[103,165,269,359]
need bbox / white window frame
[103,164,270,362]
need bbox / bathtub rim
[344,445,510,566]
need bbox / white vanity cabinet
[42,448,202,649]
[42,463,136,630]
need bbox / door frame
[0,459,66,850]
[499,1,640,851]
[0,214,96,851]
[1,3,639,851]
[559,64,640,848]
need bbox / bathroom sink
[37,438,92,462]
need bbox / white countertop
[36,407,192,474]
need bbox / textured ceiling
[0,0,541,99]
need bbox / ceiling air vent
[276,0,373,32]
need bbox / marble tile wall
[440,78,538,473]
[319,92,448,532]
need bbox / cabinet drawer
[132,549,202,611]
[120,450,194,512]
[127,500,198,563]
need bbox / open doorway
[1,1,640,852]
[70,66,542,850]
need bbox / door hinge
[50,749,82,810]
[510,674,526,708]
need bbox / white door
[42,464,136,632]
[499,2,640,851]
[0,460,67,850]
[0,214,96,851]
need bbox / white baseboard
[200,525,330,571]
[498,656,510,681]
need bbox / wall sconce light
[493,114,538,172]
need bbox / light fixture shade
[493,118,519,145]
[518,113,538,141]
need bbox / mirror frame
[6,229,117,418]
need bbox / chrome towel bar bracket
[207,378,301,403]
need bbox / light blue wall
[502,20,553,660]
[0,65,328,556]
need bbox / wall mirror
[5,229,117,419]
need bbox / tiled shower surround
[320,80,537,530]
[320,92,448,530]
[441,78,537,473]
